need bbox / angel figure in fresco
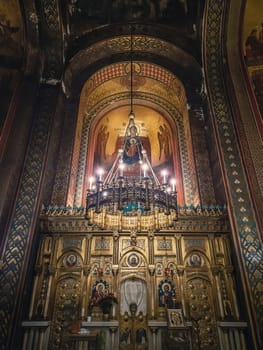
[0,18,19,52]
[158,124,170,161]
[245,28,263,60]
[96,124,109,161]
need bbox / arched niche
[67,61,199,206]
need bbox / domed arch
[67,60,200,206]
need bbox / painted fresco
[0,0,23,57]
[243,0,263,118]
[93,106,174,178]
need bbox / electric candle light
[142,163,148,178]
[161,170,167,184]
[171,178,176,192]
[119,162,125,176]
[97,168,104,182]
[89,176,95,190]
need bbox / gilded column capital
[211,266,221,276]
[112,265,119,276]
[149,326,158,334]
[109,326,118,333]
[177,267,185,276]
[48,265,56,275]
[113,231,120,241]
[83,265,91,276]
[148,230,154,240]
[148,264,155,276]
[224,266,234,275]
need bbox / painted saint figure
[96,124,109,161]
[123,123,142,164]
[91,280,108,305]
[158,281,175,307]
[158,124,170,161]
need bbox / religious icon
[158,280,175,307]
[190,253,201,266]
[128,253,139,267]
[136,327,147,345]
[167,309,184,328]
[120,327,131,345]
[66,253,77,267]
[91,280,109,305]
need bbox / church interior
[0,1,262,350]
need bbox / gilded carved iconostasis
[0,1,263,350]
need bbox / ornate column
[211,267,224,319]
[0,84,60,348]
[189,101,218,205]
[29,266,42,320]
[109,326,118,350]
[112,231,119,319]
[148,230,155,319]
[43,235,59,319]
[82,235,91,319]
[177,267,186,317]
[224,267,240,320]
[149,327,158,350]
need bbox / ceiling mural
[82,62,184,113]
[65,0,202,37]
[243,0,263,119]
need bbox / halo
[129,137,137,144]
[162,282,171,292]
[128,123,140,136]
[96,282,105,291]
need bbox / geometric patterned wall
[204,0,263,345]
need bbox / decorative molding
[204,0,263,340]
[39,205,229,234]
[63,35,201,96]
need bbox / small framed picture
[66,253,77,267]
[128,253,139,267]
[189,253,201,266]
[167,308,184,327]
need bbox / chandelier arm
[144,156,161,186]
[103,152,121,185]
[130,25,133,114]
